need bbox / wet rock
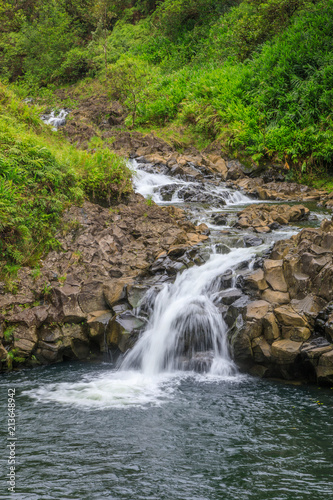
[212,213,228,226]
[35,323,89,363]
[170,164,203,182]
[225,295,251,328]
[213,289,242,306]
[176,185,226,206]
[243,235,264,247]
[107,311,145,352]
[316,350,333,383]
[229,316,253,365]
[214,243,231,255]
[135,286,162,318]
[159,184,180,201]
[236,204,310,231]
[127,284,150,309]
[210,269,234,291]
[252,336,272,363]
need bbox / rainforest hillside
[1,0,333,181]
[1,0,333,276]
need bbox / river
[1,159,332,499]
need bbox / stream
[1,159,332,499]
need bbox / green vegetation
[1,0,333,276]
[0,83,132,274]
[2,0,331,178]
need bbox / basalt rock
[235,204,310,232]
[227,177,325,202]
[228,217,333,384]
[0,193,209,371]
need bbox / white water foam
[25,369,248,409]
[25,371,181,409]
[41,109,69,131]
[130,159,254,206]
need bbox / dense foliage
[1,0,333,190]
[0,84,131,275]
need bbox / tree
[108,56,154,127]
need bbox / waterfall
[121,247,259,376]
[41,109,69,130]
[119,160,263,376]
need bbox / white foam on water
[25,371,184,409]
[25,369,248,409]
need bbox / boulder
[246,300,271,322]
[274,304,308,328]
[243,235,264,247]
[261,289,290,306]
[107,311,145,352]
[13,325,38,356]
[271,339,303,364]
[213,289,242,306]
[262,313,280,342]
[316,350,333,384]
[244,269,268,292]
[252,337,272,363]
[103,280,129,308]
[263,260,288,292]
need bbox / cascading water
[131,158,251,206]
[121,247,260,376]
[41,109,69,130]
[121,160,265,377]
[15,151,333,500]
[26,155,299,409]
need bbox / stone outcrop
[226,218,333,384]
[0,194,209,371]
[227,177,325,202]
[235,204,310,232]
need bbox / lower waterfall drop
[121,246,257,376]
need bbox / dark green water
[1,362,332,500]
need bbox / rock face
[227,177,325,202]
[0,194,209,371]
[236,204,310,232]
[226,218,333,384]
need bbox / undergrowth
[0,83,132,276]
